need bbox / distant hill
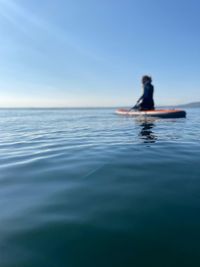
[176,102,200,108]
[156,102,200,109]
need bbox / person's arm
[129,94,143,110]
[137,95,143,104]
[130,86,147,110]
[138,84,150,102]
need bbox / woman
[134,75,155,110]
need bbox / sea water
[0,108,200,267]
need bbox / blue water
[0,108,200,267]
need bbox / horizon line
[0,103,198,109]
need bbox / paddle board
[115,109,186,118]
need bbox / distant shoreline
[0,101,200,109]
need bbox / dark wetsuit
[137,82,154,110]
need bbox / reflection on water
[136,118,157,143]
[0,109,200,267]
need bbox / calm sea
[0,108,200,267]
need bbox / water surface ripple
[0,108,200,267]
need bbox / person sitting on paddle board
[133,75,155,111]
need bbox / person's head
[142,75,152,85]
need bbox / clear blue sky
[0,0,199,107]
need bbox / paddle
[129,101,140,111]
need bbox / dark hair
[142,75,152,84]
